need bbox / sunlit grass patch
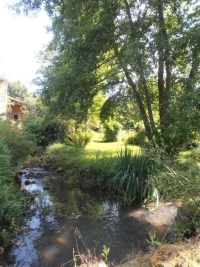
[86,140,139,156]
[45,143,86,162]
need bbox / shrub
[0,119,36,166]
[108,147,156,206]
[73,130,93,148]
[102,121,121,142]
[23,116,66,148]
[126,130,147,145]
[64,120,93,148]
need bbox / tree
[88,91,106,129]
[7,80,40,116]
[13,0,200,154]
[7,80,28,101]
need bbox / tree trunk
[156,0,171,131]
[123,0,155,140]
[124,68,153,140]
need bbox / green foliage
[73,128,93,148]
[13,0,200,156]
[7,80,38,116]
[108,148,156,206]
[191,147,200,161]
[45,0,200,153]
[175,200,200,238]
[64,120,93,148]
[23,116,66,148]
[0,139,26,245]
[0,119,36,166]
[88,91,106,129]
[100,93,140,128]
[22,117,44,145]
[63,169,78,188]
[44,143,115,192]
[102,245,110,260]
[126,130,147,146]
[0,135,10,155]
[152,153,200,238]
[7,80,28,101]
[163,114,194,157]
[146,231,163,248]
[103,120,121,142]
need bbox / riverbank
[77,237,200,267]
[119,236,200,267]
[40,143,200,266]
[1,162,200,266]
[2,140,200,266]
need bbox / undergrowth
[0,149,28,245]
[0,120,34,245]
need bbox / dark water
[1,167,177,267]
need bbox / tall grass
[108,147,156,206]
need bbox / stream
[1,167,177,267]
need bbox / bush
[0,119,36,166]
[102,121,120,142]
[23,116,66,148]
[108,147,156,206]
[126,130,147,145]
[73,129,93,148]
[64,120,93,148]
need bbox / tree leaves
[14,0,200,153]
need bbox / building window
[14,115,18,120]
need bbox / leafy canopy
[13,0,200,153]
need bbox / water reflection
[2,167,177,266]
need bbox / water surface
[2,167,177,266]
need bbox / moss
[119,238,200,267]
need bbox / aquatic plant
[102,245,110,261]
[146,231,162,248]
[108,147,156,206]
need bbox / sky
[0,0,52,92]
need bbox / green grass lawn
[85,130,139,155]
